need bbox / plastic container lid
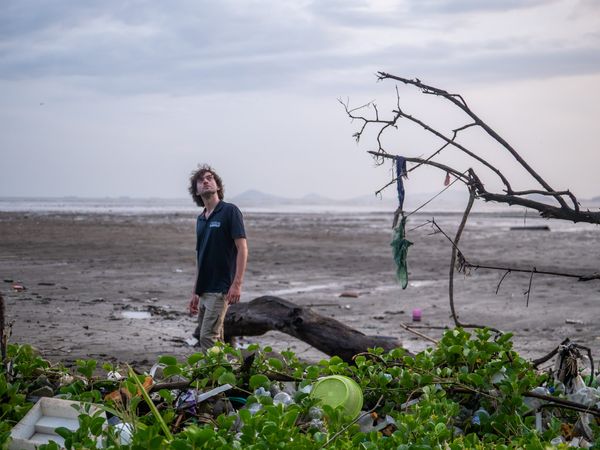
[309,375,363,420]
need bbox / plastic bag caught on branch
[391,215,413,289]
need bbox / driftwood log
[224,296,403,362]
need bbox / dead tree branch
[349,74,600,223]
[224,296,404,363]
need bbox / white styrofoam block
[9,397,106,450]
[29,432,65,446]
[35,416,79,434]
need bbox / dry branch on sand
[224,296,402,363]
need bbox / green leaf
[448,345,463,354]
[218,371,237,386]
[162,365,182,377]
[268,358,284,371]
[158,355,178,366]
[187,353,203,365]
[54,427,72,440]
[249,374,270,390]
[468,373,485,386]
[435,422,447,435]
[89,416,106,435]
[158,389,174,402]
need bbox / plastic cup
[412,308,422,322]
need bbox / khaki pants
[197,293,228,352]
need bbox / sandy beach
[1,207,599,370]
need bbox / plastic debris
[358,412,397,433]
[12,283,26,292]
[113,422,133,445]
[299,384,313,394]
[491,367,507,384]
[273,392,293,406]
[247,402,262,415]
[254,387,271,398]
[412,308,422,322]
[185,337,199,347]
[471,408,489,426]
[107,371,123,381]
[308,406,323,420]
[524,386,550,411]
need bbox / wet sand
[1,210,599,369]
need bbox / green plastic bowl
[310,375,363,419]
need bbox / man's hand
[189,293,199,316]
[225,283,242,305]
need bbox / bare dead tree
[342,73,600,224]
[342,73,599,330]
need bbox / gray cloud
[1,0,599,96]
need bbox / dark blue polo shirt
[195,201,246,295]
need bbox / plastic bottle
[273,392,293,406]
[471,408,489,426]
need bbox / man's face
[197,172,218,197]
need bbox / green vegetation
[0,329,595,449]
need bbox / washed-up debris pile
[1,328,599,449]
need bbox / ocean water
[0,197,598,235]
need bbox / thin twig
[406,172,466,218]
[525,267,535,307]
[495,270,511,295]
[399,323,439,344]
[0,293,5,368]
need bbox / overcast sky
[1,0,599,201]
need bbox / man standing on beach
[188,164,248,352]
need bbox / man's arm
[225,237,248,305]
[189,255,200,315]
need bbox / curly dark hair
[189,164,225,207]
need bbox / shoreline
[2,210,598,369]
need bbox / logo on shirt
[209,221,221,228]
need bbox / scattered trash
[308,406,323,419]
[273,392,293,406]
[524,386,549,411]
[565,319,584,325]
[343,304,351,310]
[9,397,106,449]
[339,291,359,298]
[471,408,490,426]
[121,310,152,319]
[491,367,507,384]
[107,371,124,381]
[12,283,26,292]
[299,384,313,395]
[198,384,233,403]
[173,268,184,273]
[185,337,199,347]
[412,308,422,322]
[357,412,397,433]
[310,375,363,420]
[254,387,271,398]
[105,376,153,403]
[113,422,133,445]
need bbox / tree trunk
[224,296,403,363]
